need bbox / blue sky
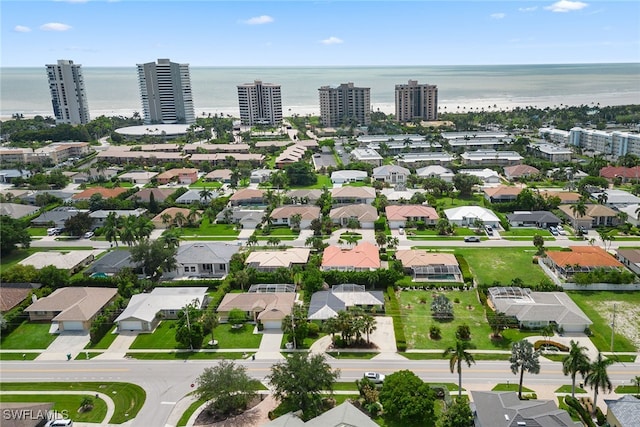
[2,0,639,67]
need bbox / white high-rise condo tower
[46,59,90,125]
[136,58,195,125]
[395,80,438,122]
[237,80,283,126]
[318,83,371,128]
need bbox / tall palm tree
[173,211,187,228]
[103,212,119,247]
[562,340,591,398]
[134,216,154,241]
[585,352,614,414]
[443,339,476,398]
[161,213,172,227]
[118,216,137,247]
[187,207,200,227]
[159,228,182,249]
[199,187,213,205]
[509,340,541,399]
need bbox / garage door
[263,320,282,330]
[62,321,84,331]
[119,320,143,331]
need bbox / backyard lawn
[399,290,540,350]
[180,219,239,237]
[0,322,57,349]
[568,291,639,352]
[290,174,332,190]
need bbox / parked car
[464,236,481,243]
[398,227,404,235]
[83,231,94,239]
[364,372,385,384]
[485,225,493,236]
[556,226,567,235]
[549,226,558,236]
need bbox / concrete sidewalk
[254,330,285,361]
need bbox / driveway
[255,330,285,360]
[37,331,90,361]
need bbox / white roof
[115,287,208,323]
[372,165,410,176]
[19,250,103,270]
[458,168,500,179]
[591,189,640,205]
[351,148,382,160]
[331,170,368,180]
[461,150,523,161]
[114,124,190,136]
[416,165,453,176]
[444,206,500,222]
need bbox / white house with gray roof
[372,164,410,184]
[331,170,368,185]
[308,284,384,320]
[165,242,240,279]
[416,165,455,182]
[350,148,383,166]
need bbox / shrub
[456,324,471,340]
[429,325,441,340]
[533,340,569,352]
[307,322,320,337]
[564,396,597,427]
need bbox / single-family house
[457,168,501,184]
[114,287,208,332]
[85,250,137,276]
[264,401,378,427]
[204,169,232,183]
[558,204,618,230]
[471,391,581,427]
[415,165,455,182]
[0,169,31,183]
[385,205,439,228]
[539,190,581,204]
[615,249,640,275]
[331,170,368,185]
[605,395,640,427]
[156,168,199,185]
[321,242,380,272]
[329,204,378,229]
[30,206,86,228]
[617,204,640,226]
[0,203,39,219]
[444,206,500,228]
[128,188,175,203]
[396,250,463,282]
[229,188,266,207]
[307,284,384,320]
[19,250,102,274]
[270,205,321,229]
[488,287,592,332]
[286,189,322,205]
[483,186,523,203]
[380,188,422,203]
[590,189,640,208]
[72,187,128,201]
[89,208,147,227]
[151,207,194,229]
[0,283,41,314]
[175,189,219,205]
[245,248,311,272]
[250,169,277,184]
[166,242,240,279]
[504,164,540,181]
[118,171,158,185]
[372,165,410,184]
[507,211,562,228]
[331,186,376,205]
[216,292,296,329]
[350,148,383,167]
[600,165,640,182]
[216,207,264,229]
[544,246,625,280]
[24,287,118,332]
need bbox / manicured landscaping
[0,248,37,270]
[607,354,637,363]
[568,291,638,352]
[125,351,250,360]
[501,228,552,237]
[84,326,118,350]
[614,385,640,394]
[492,383,534,392]
[188,179,222,189]
[260,227,299,237]
[0,352,40,360]
[399,290,541,350]
[211,323,263,349]
[555,385,587,394]
[0,322,57,350]
[332,382,359,391]
[402,352,512,361]
[290,174,332,189]
[129,320,181,349]
[75,352,102,360]
[177,397,207,427]
[326,351,378,359]
[28,227,48,236]
[0,382,145,424]
[180,219,239,237]
[0,394,108,423]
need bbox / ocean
[1,63,639,120]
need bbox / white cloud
[40,22,72,31]
[544,1,588,13]
[491,13,506,19]
[14,25,31,33]
[320,36,343,45]
[518,6,538,12]
[243,15,274,25]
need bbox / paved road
[2,358,639,426]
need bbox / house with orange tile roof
[156,168,199,185]
[539,191,581,204]
[321,242,380,272]
[71,187,128,200]
[385,205,439,229]
[396,250,462,282]
[483,185,523,203]
[543,246,625,280]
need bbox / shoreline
[2,92,638,122]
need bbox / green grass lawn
[84,326,118,350]
[0,352,40,360]
[492,383,534,392]
[180,219,239,237]
[400,290,540,350]
[326,351,378,359]
[0,322,57,350]
[433,194,485,210]
[0,248,37,270]
[177,397,208,427]
[126,351,250,360]
[568,291,638,352]
[401,352,511,361]
[452,247,549,286]
[501,228,552,237]
[0,394,108,423]
[28,227,48,236]
[555,385,587,394]
[614,385,640,394]
[211,324,262,349]
[0,382,145,424]
[260,227,299,237]
[290,174,332,189]
[411,228,476,237]
[188,179,222,189]
[129,320,181,349]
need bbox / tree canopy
[195,360,261,416]
[379,370,436,426]
[0,215,31,255]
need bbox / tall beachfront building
[45,59,90,125]
[237,80,283,126]
[395,80,438,122]
[318,83,371,127]
[136,58,195,125]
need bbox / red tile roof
[600,166,640,180]
[72,187,128,200]
[546,246,623,268]
[321,242,380,270]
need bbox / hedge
[534,340,569,352]
[386,286,407,351]
[454,254,474,285]
[564,396,596,427]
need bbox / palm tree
[134,216,154,241]
[246,234,258,248]
[267,236,281,247]
[361,314,377,344]
[509,340,541,399]
[443,339,476,398]
[585,352,614,414]
[161,213,172,227]
[173,211,186,228]
[631,375,640,396]
[199,187,213,205]
[118,216,137,247]
[562,340,591,398]
[103,212,119,247]
[187,208,200,227]
[289,213,302,231]
[159,228,182,249]
[344,234,359,247]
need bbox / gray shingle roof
[175,242,240,264]
[605,395,640,427]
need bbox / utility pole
[610,303,617,353]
